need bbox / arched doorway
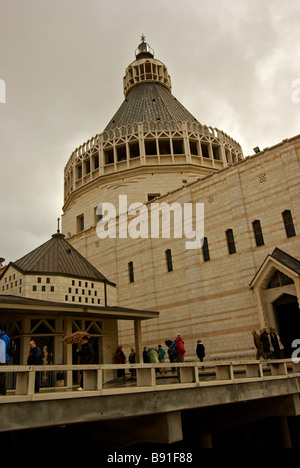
[273,294,300,358]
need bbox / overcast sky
[0,0,299,264]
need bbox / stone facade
[63,135,300,360]
[61,39,300,361]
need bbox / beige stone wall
[63,136,300,361]
[62,166,213,238]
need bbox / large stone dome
[63,38,243,229]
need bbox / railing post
[179,365,196,383]
[15,369,35,395]
[270,361,287,376]
[83,369,97,390]
[136,367,156,387]
[215,364,232,380]
[245,363,261,378]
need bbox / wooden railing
[1,359,300,401]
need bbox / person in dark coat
[76,336,95,390]
[196,340,205,369]
[27,340,43,392]
[129,347,136,377]
[143,346,149,363]
[115,345,126,379]
[260,328,271,359]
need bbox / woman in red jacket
[175,334,186,362]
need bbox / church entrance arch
[273,294,300,358]
[250,249,300,357]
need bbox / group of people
[252,328,285,360]
[114,334,206,379]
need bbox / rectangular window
[145,140,157,155]
[128,261,134,283]
[159,139,171,155]
[76,214,84,233]
[226,229,236,255]
[282,210,296,238]
[116,144,127,162]
[172,139,184,155]
[104,148,114,165]
[166,249,173,272]
[202,237,210,262]
[189,140,198,156]
[92,152,99,170]
[201,143,210,158]
[212,145,221,160]
[252,220,264,247]
[129,141,140,158]
[76,164,82,180]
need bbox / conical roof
[6,233,111,283]
[105,82,198,131]
[105,37,199,131]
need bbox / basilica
[2,37,300,362]
[63,36,300,360]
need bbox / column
[134,320,143,363]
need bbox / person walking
[165,340,176,372]
[76,335,95,390]
[157,344,166,374]
[252,331,265,360]
[268,328,284,359]
[174,334,186,383]
[129,347,136,377]
[260,328,271,360]
[27,340,43,393]
[143,346,149,363]
[115,345,126,379]
[175,334,186,362]
[196,339,205,369]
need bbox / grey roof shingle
[271,248,300,275]
[105,82,199,131]
[3,233,113,284]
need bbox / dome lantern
[135,35,154,60]
[123,36,172,97]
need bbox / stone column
[134,320,143,363]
